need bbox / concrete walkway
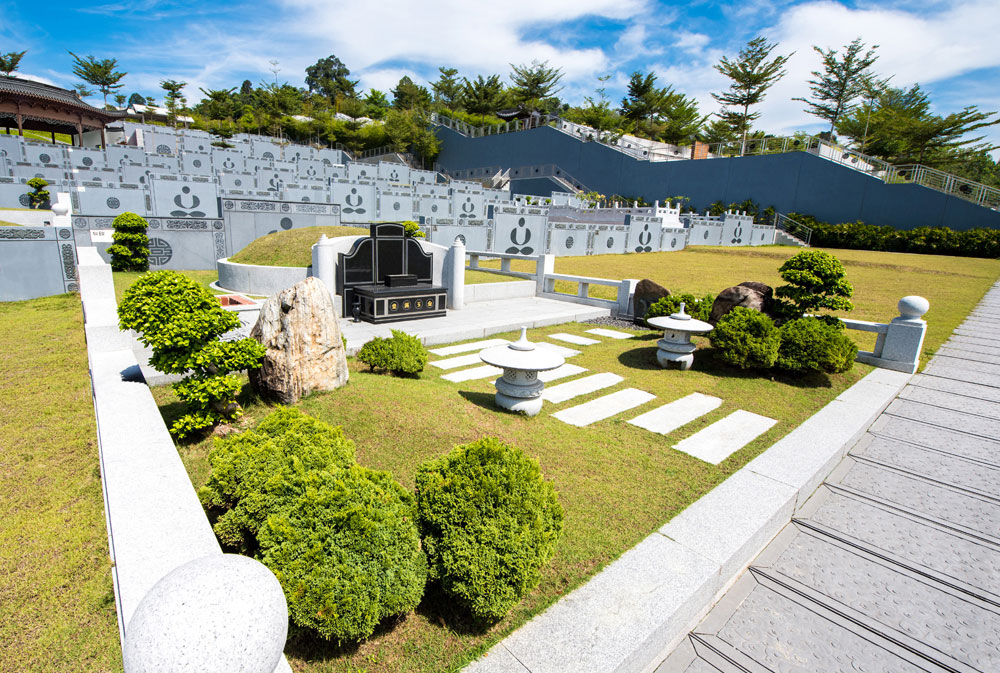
[133,296,609,385]
[660,282,1000,673]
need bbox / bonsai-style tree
[0,50,27,77]
[25,177,49,209]
[107,211,149,271]
[774,249,854,319]
[118,271,265,438]
[68,52,126,107]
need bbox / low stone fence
[840,296,929,373]
[78,247,291,672]
[216,257,310,296]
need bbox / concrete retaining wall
[216,258,310,295]
[465,279,535,303]
[0,225,78,301]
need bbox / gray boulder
[632,279,670,324]
[249,277,348,404]
[709,283,774,325]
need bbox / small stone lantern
[480,327,565,416]
[646,302,713,370]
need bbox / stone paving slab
[542,373,623,404]
[932,354,1000,374]
[947,334,1000,349]
[886,398,1000,437]
[585,328,636,339]
[534,342,581,358]
[673,411,777,465]
[538,363,588,383]
[910,373,1000,403]
[940,339,1000,357]
[953,327,1000,342]
[441,365,503,382]
[899,385,1000,419]
[552,388,656,427]
[830,459,1000,540]
[430,353,485,370]
[923,360,1000,387]
[428,338,509,357]
[548,332,601,346]
[627,393,723,436]
[936,345,1000,365]
[866,416,1000,467]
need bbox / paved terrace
[661,281,1000,673]
[133,295,610,385]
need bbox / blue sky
[4,0,999,154]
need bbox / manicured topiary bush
[357,329,428,375]
[199,407,356,551]
[118,270,265,437]
[415,437,563,622]
[774,250,853,320]
[25,177,49,209]
[777,317,857,374]
[645,293,715,322]
[401,220,426,238]
[709,307,781,370]
[107,211,149,271]
[258,467,428,643]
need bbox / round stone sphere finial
[51,201,70,216]
[897,295,929,320]
[123,554,288,673]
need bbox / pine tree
[712,37,792,153]
[508,60,563,113]
[793,38,879,137]
[0,50,27,77]
[160,79,187,128]
[68,52,127,107]
[431,67,462,109]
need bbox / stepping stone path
[535,342,582,358]
[543,372,624,404]
[441,365,503,382]
[429,338,508,357]
[538,363,588,383]
[430,353,487,370]
[549,332,601,346]
[552,388,656,427]
[673,410,777,464]
[628,393,723,435]
[585,328,635,339]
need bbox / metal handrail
[774,212,812,246]
[890,164,1000,210]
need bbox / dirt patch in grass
[0,294,121,673]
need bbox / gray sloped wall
[434,125,1000,231]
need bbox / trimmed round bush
[415,437,563,622]
[108,211,150,272]
[645,292,714,322]
[258,466,427,644]
[777,317,857,374]
[357,329,428,375]
[774,249,853,319]
[709,307,781,370]
[199,407,356,552]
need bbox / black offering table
[336,223,446,323]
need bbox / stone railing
[840,296,929,373]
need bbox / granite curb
[463,366,912,673]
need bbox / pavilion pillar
[51,131,56,143]
[15,113,23,137]
[100,127,106,148]
[75,121,83,147]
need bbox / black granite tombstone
[336,223,446,323]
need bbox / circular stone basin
[646,303,713,370]
[480,327,565,416]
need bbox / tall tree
[577,74,620,135]
[127,92,146,106]
[793,38,879,137]
[431,66,462,109]
[391,76,432,110]
[620,71,665,134]
[304,55,357,101]
[460,74,505,120]
[712,36,792,153]
[0,50,27,77]
[69,52,127,107]
[160,79,187,127]
[114,93,126,108]
[363,89,390,119]
[837,84,1000,165]
[508,60,563,112]
[660,91,706,145]
[72,83,95,98]
[197,87,238,120]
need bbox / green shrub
[26,177,49,209]
[777,317,857,374]
[645,293,715,322]
[118,271,265,437]
[199,407,356,551]
[258,466,427,643]
[415,437,563,622]
[401,220,426,238]
[709,307,781,369]
[789,212,1000,259]
[107,211,149,272]
[774,249,853,320]
[357,329,428,375]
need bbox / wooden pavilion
[0,75,125,147]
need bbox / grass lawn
[1,128,73,144]
[0,294,121,673]
[0,220,20,226]
[478,245,1000,361]
[153,320,874,673]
